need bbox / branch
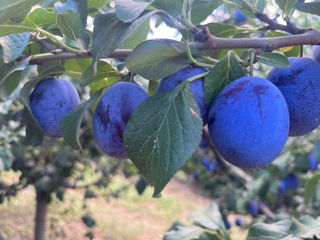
[255,12,305,35]
[191,29,320,51]
[27,49,132,64]
[20,29,320,64]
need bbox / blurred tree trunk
[34,190,49,240]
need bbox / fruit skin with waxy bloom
[208,76,289,169]
[284,173,299,190]
[235,10,247,25]
[157,66,209,123]
[267,57,320,136]
[312,45,320,64]
[30,78,80,138]
[247,200,259,216]
[93,82,149,159]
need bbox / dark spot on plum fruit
[253,85,268,95]
[276,69,303,86]
[222,79,250,99]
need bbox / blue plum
[247,200,258,216]
[312,45,320,64]
[235,217,242,226]
[277,180,286,195]
[308,155,318,171]
[201,158,210,168]
[93,82,149,159]
[224,219,231,229]
[157,66,209,123]
[267,57,320,136]
[192,172,199,181]
[199,138,208,148]
[235,10,247,25]
[208,77,289,168]
[284,173,299,190]
[30,78,80,138]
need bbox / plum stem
[249,50,255,77]
[185,40,214,68]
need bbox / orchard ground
[0,171,247,240]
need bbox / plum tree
[267,57,320,136]
[312,45,320,64]
[208,77,289,168]
[157,66,209,123]
[247,200,258,216]
[284,173,299,190]
[30,78,80,138]
[93,82,149,159]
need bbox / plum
[308,155,318,171]
[267,57,320,136]
[284,173,299,190]
[157,66,209,123]
[30,78,80,138]
[208,77,289,169]
[247,200,258,216]
[93,82,149,159]
[277,180,286,195]
[235,10,247,25]
[312,45,320,64]
[224,219,231,229]
[235,217,242,226]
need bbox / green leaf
[120,19,150,49]
[0,32,30,63]
[126,39,191,80]
[22,8,56,27]
[124,82,203,197]
[246,220,292,240]
[257,52,290,68]
[0,0,42,23]
[64,58,92,80]
[37,61,65,79]
[191,0,222,25]
[20,80,44,146]
[88,0,106,9]
[116,0,151,22]
[81,61,123,85]
[223,0,251,11]
[57,10,82,40]
[204,52,246,108]
[163,226,207,240]
[275,0,298,15]
[75,0,88,30]
[295,2,320,16]
[0,146,14,170]
[206,22,248,38]
[0,58,29,99]
[60,88,105,150]
[188,202,225,231]
[92,11,155,61]
[256,0,266,12]
[0,24,33,37]
[152,0,184,18]
[304,172,320,203]
[291,217,320,238]
[152,0,194,18]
